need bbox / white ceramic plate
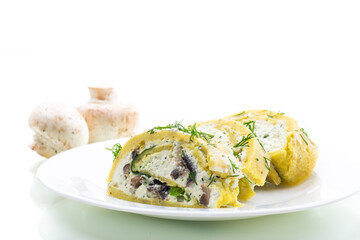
[36,138,360,221]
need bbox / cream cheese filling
[254,120,287,153]
[109,141,230,207]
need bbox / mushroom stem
[88,87,117,103]
[78,87,139,143]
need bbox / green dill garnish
[300,128,308,138]
[228,158,239,173]
[300,128,309,145]
[181,149,186,159]
[264,157,271,171]
[300,134,308,145]
[232,148,240,159]
[233,133,255,148]
[207,143,217,147]
[148,121,187,134]
[243,121,255,132]
[257,140,266,152]
[148,121,214,143]
[256,158,259,161]
[189,171,198,185]
[106,143,122,162]
[235,111,245,116]
[243,175,253,184]
[189,123,214,143]
[243,121,266,152]
[227,175,240,178]
[268,112,285,118]
[208,173,216,187]
[198,144,203,150]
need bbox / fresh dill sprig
[189,123,214,143]
[243,121,266,152]
[208,173,216,187]
[189,171,198,185]
[243,121,255,132]
[296,128,309,145]
[148,121,214,143]
[300,128,308,138]
[228,158,239,173]
[227,175,240,178]
[257,140,266,152]
[268,111,285,118]
[300,134,308,145]
[207,143,217,147]
[233,133,255,148]
[243,175,253,184]
[232,148,240,159]
[106,143,122,161]
[264,157,271,171]
[235,111,245,116]
[209,173,213,180]
[148,121,187,134]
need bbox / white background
[1,0,359,239]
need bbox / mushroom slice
[107,128,243,208]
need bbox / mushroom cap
[77,103,139,143]
[28,103,89,158]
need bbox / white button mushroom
[28,103,89,158]
[77,87,139,143]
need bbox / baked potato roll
[196,119,270,200]
[107,125,245,208]
[226,110,318,185]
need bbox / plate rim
[35,140,360,220]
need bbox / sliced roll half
[107,126,245,208]
[226,110,318,185]
[196,119,270,200]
